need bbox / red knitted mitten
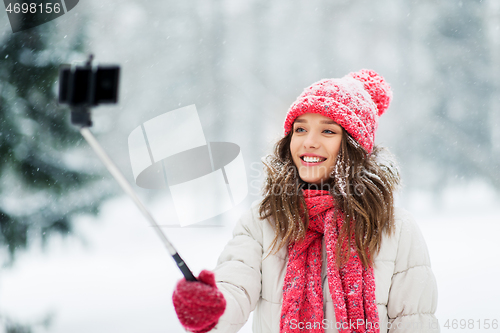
[172,270,226,333]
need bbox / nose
[303,131,320,148]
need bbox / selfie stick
[77,124,197,281]
[61,55,196,281]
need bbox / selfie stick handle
[79,127,197,282]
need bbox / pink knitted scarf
[280,189,379,333]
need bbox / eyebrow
[294,119,339,125]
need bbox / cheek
[289,139,302,167]
[289,137,299,155]
[328,139,342,161]
[334,138,342,153]
[333,148,341,159]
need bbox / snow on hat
[283,69,392,153]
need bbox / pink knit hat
[283,69,392,153]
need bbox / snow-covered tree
[0,23,115,263]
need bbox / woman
[172,69,440,333]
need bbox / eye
[294,127,305,133]
[323,129,336,134]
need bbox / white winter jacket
[211,200,440,332]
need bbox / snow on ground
[405,181,500,330]
[0,181,499,333]
[0,194,254,333]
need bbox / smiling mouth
[300,156,327,163]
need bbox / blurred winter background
[1,0,499,332]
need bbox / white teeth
[302,156,325,163]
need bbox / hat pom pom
[348,69,392,116]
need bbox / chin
[303,179,321,184]
[299,176,324,185]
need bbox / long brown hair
[259,128,400,268]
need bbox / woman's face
[290,113,343,185]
